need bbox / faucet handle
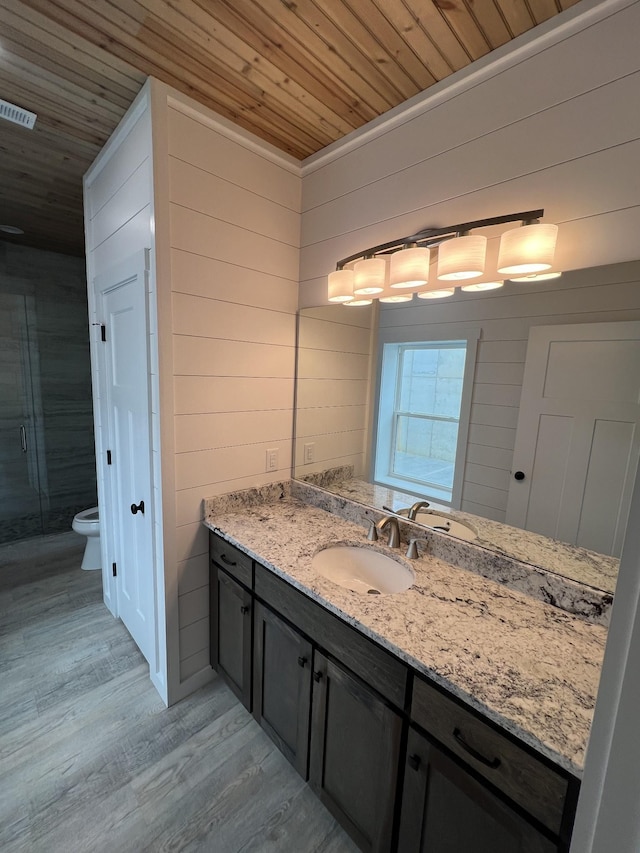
[406,538,428,559]
[366,520,379,542]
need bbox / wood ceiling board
[210,0,375,127]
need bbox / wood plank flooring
[0,532,358,852]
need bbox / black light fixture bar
[335,209,544,270]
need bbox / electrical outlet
[266,448,279,472]
[303,442,315,464]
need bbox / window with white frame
[374,337,476,506]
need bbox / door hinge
[112,562,117,577]
[106,449,112,465]
[101,324,106,342]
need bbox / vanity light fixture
[508,271,562,282]
[417,287,455,299]
[436,232,487,281]
[327,209,559,305]
[497,220,558,275]
[460,280,504,292]
[353,256,386,295]
[327,268,355,302]
[389,245,430,288]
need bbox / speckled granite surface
[293,481,613,626]
[204,483,607,777]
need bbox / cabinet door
[210,566,252,710]
[253,602,313,778]
[309,652,402,853]
[398,727,558,853]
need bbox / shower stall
[0,243,97,544]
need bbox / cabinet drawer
[255,563,408,709]
[411,676,568,835]
[210,532,252,588]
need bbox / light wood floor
[0,532,359,853]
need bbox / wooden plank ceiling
[0,0,580,257]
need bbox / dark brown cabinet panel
[210,565,252,710]
[309,652,402,853]
[253,601,313,779]
[398,726,557,853]
[411,676,568,835]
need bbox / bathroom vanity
[204,484,606,853]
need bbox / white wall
[299,0,640,309]
[157,89,301,697]
[83,82,168,699]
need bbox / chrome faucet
[374,515,401,548]
[406,538,428,559]
[407,500,430,520]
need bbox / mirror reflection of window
[375,341,470,505]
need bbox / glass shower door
[0,293,46,542]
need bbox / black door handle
[298,656,308,668]
[408,753,421,771]
[131,501,145,515]
[313,671,323,682]
[514,471,525,481]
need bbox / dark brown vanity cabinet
[398,727,556,853]
[209,537,253,710]
[252,600,312,778]
[208,532,577,853]
[309,652,402,853]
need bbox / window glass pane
[398,347,466,418]
[392,416,458,490]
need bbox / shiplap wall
[83,83,169,699]
[165,101,301,685]
[379,262,640,521]
[295,305,375,478]
[299,1,640,308]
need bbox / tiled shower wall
[0,240,97,542]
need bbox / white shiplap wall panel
[164,99,301,684]
[296,378,370,409]
[173,376,294,416]
[87,107,152,218]
[169,157,300,246]
[173,336,295,379]
[171,206,299,281]
[171,249,298,312]
[90,159,152,251]
[168,106,301,212]
[171,292,296,345]
[174,409,294,454]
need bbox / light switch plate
[266,448,279,472]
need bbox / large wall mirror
[293,261,640,595]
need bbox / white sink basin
[413,513,477,541]
[312,545,415,595]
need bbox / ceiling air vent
[0,99,37,129]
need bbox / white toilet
[72,506,101,570]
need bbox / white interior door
[97,251,155,663]
[506,321,640,557]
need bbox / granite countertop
[204,486,607,778]
[306,474,619,593]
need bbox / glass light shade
[389,247,430,288]
[328,269,354,302]
[508,271,562,282]
[417,288,455,299]
[461,280,504,292]
[354,257,386,295]
[344,298,373,306]
[437,235,486,280]
[378,285,413,303]
[497,223,558,275]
